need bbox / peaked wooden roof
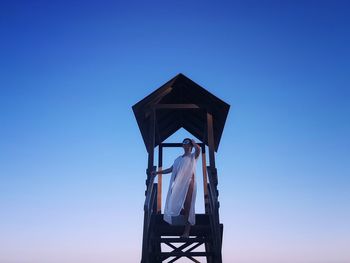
[132,73,230,152]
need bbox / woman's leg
[181,174,194,237]
[183,175,194,219]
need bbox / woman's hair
[182,138,193,146]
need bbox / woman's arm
[191,139,201,159]
[151,166,173,177]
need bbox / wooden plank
[157,237,208,243]
[201,146,209,214]
[153,103,201,109]
[160,142,205,148]
[187,256,201,263]
[141,210,149,263]
[155,225,211,236]
[147,109,156,169]
[207,170,223,263]
[164,242,177,250]
[157,146,163,213]
[160,252,210,257]
[168,256,181,263]
[187,241,205,252]
[206,112,215,168]
[142,109,156,263]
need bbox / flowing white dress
[164,152,198,225]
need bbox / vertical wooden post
[157,145,163,213]
[201,145,209,213]
[206,112,216,169]
[142,109,156,263]
[146,109,156,184]
[206,111,222,262]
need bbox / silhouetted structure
[133,73,230,263]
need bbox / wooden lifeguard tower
[132,73,230,263]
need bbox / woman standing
[152,138,200,238]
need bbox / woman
[152,138,200,238]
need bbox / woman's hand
[191,139,201,159]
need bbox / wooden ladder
[147,214,223,263]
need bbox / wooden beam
[142,86,173,109]
[153,103,202,109]
[206,112,216,168]
[160,142,205,148]
[142,109,156,263]
[145,101,201,118]
[201,146,209,214]
[157,146,163,213]
[146,110,156,193]
[147,109,156,171]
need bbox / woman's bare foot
[180,233,189,238]
[181,223,191,238]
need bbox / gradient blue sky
[0,1,349,263]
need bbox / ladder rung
[156,225,211,235]
[156,237,209,243]
[160,252,212,257]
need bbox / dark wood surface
[132,73,230,152]
[136,74,228,262]
[150,213,223,263]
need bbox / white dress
[164,152,198,225]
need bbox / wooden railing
[141,166,158,263]
[144,169,157,213]
[142,165,222,262]
[207,166,223,262]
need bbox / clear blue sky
[0,1,349,262]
